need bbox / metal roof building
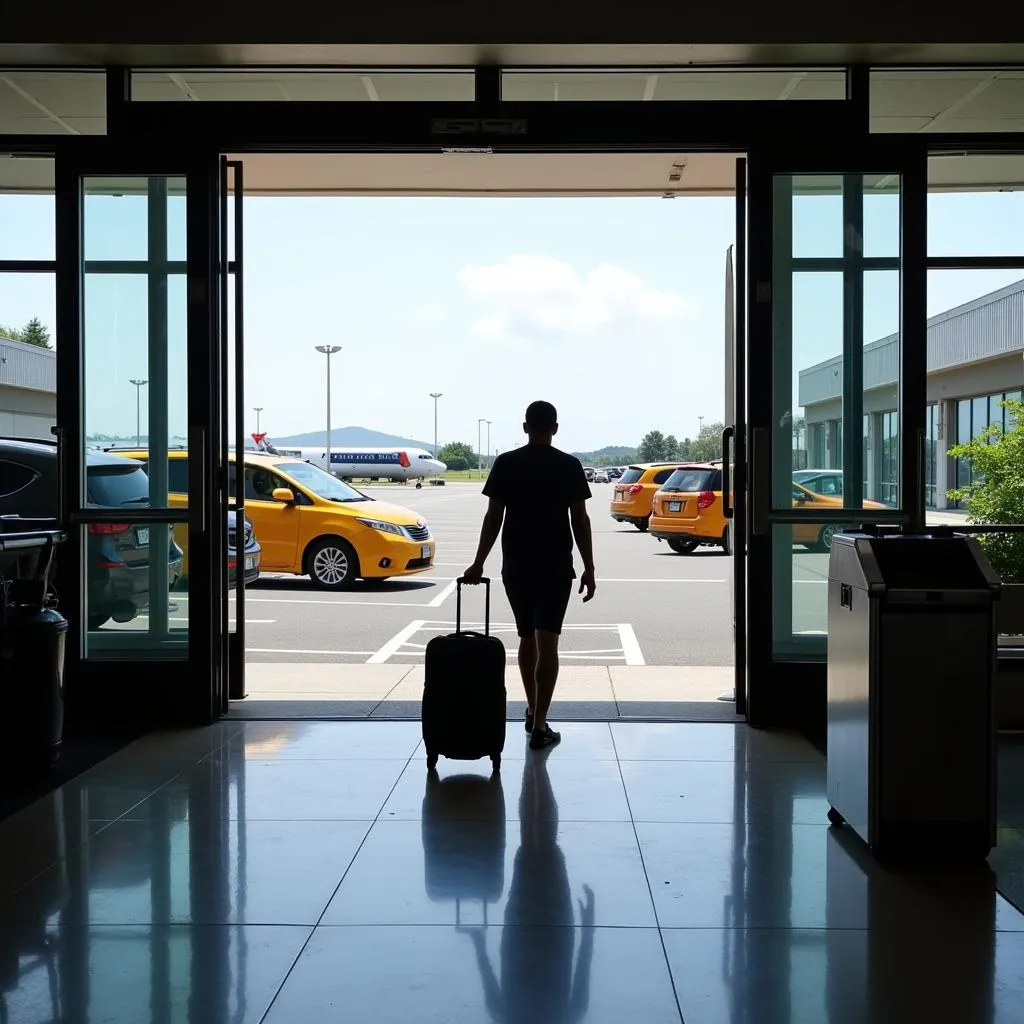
[799,279,1024,508]
[0,333,56,438]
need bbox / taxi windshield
[274,461,369,502]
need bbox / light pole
[429,392,442,458]
[315,345,342,474]
[477,418,486,476]
[129,379,148,447]
[253,406,263,436]
[698,415,704,435]
[486,420,492,470]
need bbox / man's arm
[570,501,596,602]
[464,497,505,583]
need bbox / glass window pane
[773,523,831,659]
[82,176,188,515]
[973,396,990,439]
[501,68,846,102]
[131,70,474,102]
[0,271,56,438]
[82,523,188,659]
[0,158,55,259]
[873,70,1024,135]
[792,175,843,258]
[0,72,105,134]
[928,155,1024,257]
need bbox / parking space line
[248,647,375,656]
[367,619,427,664]
[618,623,645,666]
[426,580,457,608]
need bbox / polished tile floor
[1,720,1023,1023]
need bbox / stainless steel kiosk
[826,529,1001,859]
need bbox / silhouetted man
[464,400,596,750]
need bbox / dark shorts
[503,577,573,637]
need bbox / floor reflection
[0,721,1022,1023]
[444,757,596,1024]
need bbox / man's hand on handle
[462,562,485,585]
[578,568,596,603]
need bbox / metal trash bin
[826,527,1001,859]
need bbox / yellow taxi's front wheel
[306,536,360,590]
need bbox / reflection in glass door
[744,149,926,721]
[56,152,225,722]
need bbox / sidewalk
[233,662,742,722]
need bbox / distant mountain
[271,426,433,450]
[572,445,637,461]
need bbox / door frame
[741,139,928,730]
[54,141,228,726]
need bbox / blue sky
[1,187,1023,454]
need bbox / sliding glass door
[55,144,229,724]
[743,142,927,724]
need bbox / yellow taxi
[111,448,435,590]
[650,463,730,555]
[791,481,887,552]
[609,463,682,531]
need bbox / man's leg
[529,579,573,749]
[504,579,538,730]
[517,633,538,726]
[532,629,560,734]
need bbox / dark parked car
[228,508,261,586]
[0,437,182,629]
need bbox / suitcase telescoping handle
[455,576,490,635]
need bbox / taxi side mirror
[271,487,295,503]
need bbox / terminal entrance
[48,140,926,733]
[0,66,1011,734]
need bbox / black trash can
[0,533,68,773]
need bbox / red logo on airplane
[252,432,266,444]
[399,451,410,468]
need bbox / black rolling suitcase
[422,577,506,772]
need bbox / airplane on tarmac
[246,436,447,487]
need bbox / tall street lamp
[429,392,443,458]
[129,379,148,447]
[253,406,263,436]
[314,345,342,473]
[477,418,487,476]
[486,420,492,470]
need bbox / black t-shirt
[482,444,591,581]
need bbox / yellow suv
[112,449,435,590]
[650,463,730,555]
[609,463,681,531]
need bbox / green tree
[19,317,51,349]
[691,422,725,461]
[437,441,477,472]
[0,318,52,348]
[663,434,680,460]
[948,398,1024,583]
[637,430,667,462]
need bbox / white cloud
[457,254,694,340]
[407,303,447,324]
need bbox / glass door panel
[80,175,189,658]
[56,147,224,722]
[745,144,926,714]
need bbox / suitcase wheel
[490,753,501,773]
[426,750,439,771]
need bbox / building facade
[799,279,1024,508]
[0,333,56,438]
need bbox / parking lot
[104,482,834,668]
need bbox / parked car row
[0,437,439,630]
[584,466,625,484]
[610,463,887,556]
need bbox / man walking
[464,400,596,750]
